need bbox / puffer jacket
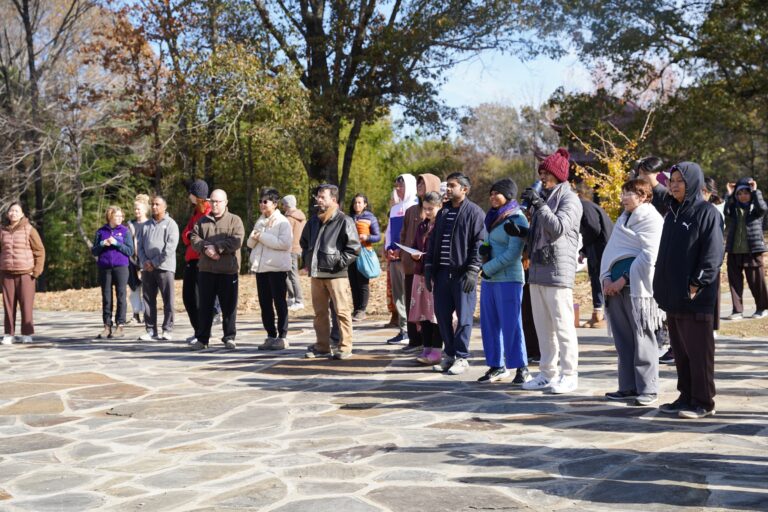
[527,182,582,288]
[482,212,527,283]
[724,178,767,254]
[182,201,212,262]
[400,173,442,274]
[0,217,45,277]
[300,208,361,278]
[247,210,292,273]
[653,162,724,314]
[190,209,245,274]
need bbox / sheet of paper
[395,243,424,256]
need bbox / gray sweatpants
[286,253,303,303]
[389,260,407,332]
[142,269,175,334]
[605,288,658,395]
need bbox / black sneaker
[512,366,531,385]
[401,344,424,354]
[678,406,716,419]
[477,367,509,383]
[659,349,675,364]
[605,390,638,401]
[659,396,689,414]
[305,345,331,359]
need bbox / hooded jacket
[385,174,418,254]
[400,173,441,275]
[653,162,724,314]
[724,177,767,254]
[284,207,307,255]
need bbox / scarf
[318,204,338,224]
[531,181,569,253]
[484,200,520,232]
[599,203,665,332]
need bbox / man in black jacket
[300,184,361,360]
[653,162,724,419]
[424,172,487,375]
[577,184,614,328]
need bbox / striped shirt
[439,206,459,267]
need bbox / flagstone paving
[0,310,766,511]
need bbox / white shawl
[600,203,665,332]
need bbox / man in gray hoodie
[137,195,179,341]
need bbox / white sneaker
[223,339,236,350]
[19,335,33,344]
[447,358,469,375]
[159,330,173,341]
[522,372,551,390]
[289,302,305,311]
[550,374,578,394]
[186,336,198,345]
[1,335,14,345]
[138,331,157,341]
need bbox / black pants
[256,271,288,338]
[183,260,200,335]
[668,311,716,410]
[586,244,605,309]
[420,321,442,349]
[522,281,540,360]
[348,263,370,312]
[727,252,768,314]
[197,272,238,345]
[405,274,422,347]
[99,266,129,326]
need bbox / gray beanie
[282,195,297,209]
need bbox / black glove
[478,243,491,257]
[521,187,544,210]
[462,268,479,293]
[503,219,530,238]
[480,269,489,280]
[424,264,433,293]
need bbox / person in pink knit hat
[520,148,583,394]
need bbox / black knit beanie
[490,178,518,201]
[189,179,209,200]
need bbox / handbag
[356,247,381,279]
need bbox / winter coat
[285,207,307,255]
[653,162,724,315]
[92,224,134,268]
[353,210,381,250]
[137,214,179,272]
[182,202,212,262]
[579,199,613,251]
[190,209,245,275]
[247,210,292,273]
[425,198,486,275]
[300,208,361,278]
[724,179,767,254]
[0,217,45,277]
[527,182,583,288]
[400,173,442,274]
[482,213,528,283]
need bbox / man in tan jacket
[281,195,307,310]
[189,189,245,350]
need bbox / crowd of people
[2,149,767,420]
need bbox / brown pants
[311,277,353,353]
[667,312,716,410]
[727,252,768,314]
[2,273,36,336]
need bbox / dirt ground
[33,268,767,338]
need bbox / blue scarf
[484,200,520,232]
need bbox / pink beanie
[539,148,571,182]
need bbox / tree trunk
[339,114,365,207]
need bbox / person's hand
[521,187,544,210]
[749,179,757,191]
[424,264,433,292]
[143,261,154,272]
[689,284,699,300]
[602,278,613,296]
[410,252,421,261]
[204,245,218,259]
[726,182,735,195]
[503,219,530,237]
[250,231,261,243]
[462,268,479,293]
[360,233,368,242]
[578,254,585,264]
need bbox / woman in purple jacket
[92,206,134,339]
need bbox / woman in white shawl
[600,178,664,407]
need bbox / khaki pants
[530,284,579,379]
[311,277,353,353]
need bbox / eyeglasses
[210,200,225,204]
[259,200,272,205]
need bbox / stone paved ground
[0,310,767,511]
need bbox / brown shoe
[110,325,125,339]
[97,325,111,339]
[584,309,606,329]
[384,312,399,328]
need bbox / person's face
[315,189,335,213]
[416,179,426,198]
[188,193,198,205]
[394,178,405,200]
[701,189,712,201]
[134,202,146,219]
[669,171,686,202]
[422,202,439,220]
[445,179,467,203]
[736,189,751,203]
[259,197,277,216]
[210,193,227,216]
[151,198,167,219]
[110,210,124,227]
[353,196,366,214]
[7,205,23,224]
[621,190,643,213]
[538,169,559,190]
[489,190,508,209]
